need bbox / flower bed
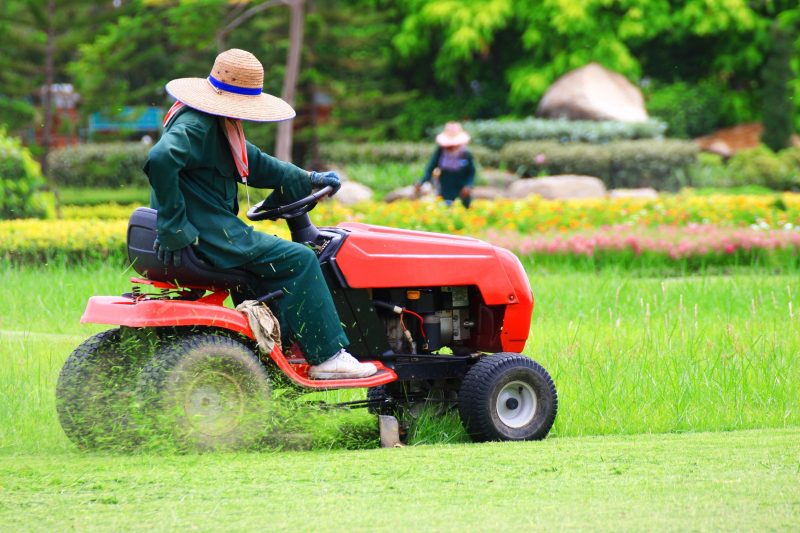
[4,193,800,266]
[3,217,798,270]
[484,225,800,270]
[60,193,800,233]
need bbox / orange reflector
[407,290,421,300]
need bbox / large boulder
[333,181,373,205]
[536,63,648,122]
[506,175,606,200]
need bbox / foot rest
[266,349,398,389]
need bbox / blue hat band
[207,75,262,96]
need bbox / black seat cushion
[127,207,256,292]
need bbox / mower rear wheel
[56,329,143,449]
[458,353,557,442]
[136,334,272,451]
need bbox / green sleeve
[419,147,441,185]
[245,142,312,207]
[465,151,476,187]
[143,125,200,251]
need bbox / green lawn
[1,263,799,530]
[1,264,799,453]
[1,428,798,531]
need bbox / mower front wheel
[136,334,272,451]
[458,353,557,442]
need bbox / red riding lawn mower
[56,187,557,450]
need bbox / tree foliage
[392,0,800,129]
[0,1,118,133]
[3,0,800,155]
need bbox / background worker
[415,121,476,208]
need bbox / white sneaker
[309,349,378,380]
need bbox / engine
[373,286,475,355]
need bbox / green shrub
[687,152,733,188]
[48,142,150,188]
[0,131,54,220]
[500,139,698,190]
[319,142,500,168]
[646,81,724,138]
[727,146,798,190]
[778,146,800,176]
[457,118,667,150]
[687,147,800,191]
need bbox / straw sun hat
[436,121,471,147]
[166,48,295,122]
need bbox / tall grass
[533,272,799,435]
[0,263,797,453]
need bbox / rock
[471,186,504,200]
[480,169,518,188]
[384,182,434,203]
[609,187,658,199]
[506,175,606,200]
[703,140,734,158]
[694,123,800,157]
[333,180,373,205]
[536,63,648,122]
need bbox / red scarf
[163,101,249,181]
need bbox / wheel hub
[496,380,537,428]
[183,371,246,437]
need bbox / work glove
[153,237,183,267]
[309,170,342,196]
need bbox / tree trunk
[274,0,304,162]
[42,0,61,217]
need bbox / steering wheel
[246,185,334,221]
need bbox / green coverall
[143,107,348,363]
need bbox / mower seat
[127,207,255,292]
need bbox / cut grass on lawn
[1,428,798,532]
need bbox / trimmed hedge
[319,142,500,167]
[459,118,668,149]
[48,142,149,188]
[0,131,54,220]
[500,139,698,190]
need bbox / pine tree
[761,21,796,152]
[307,0,413,143]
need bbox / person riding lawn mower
[55,49,557,451]
[146,48,374,380]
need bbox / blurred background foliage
[1,0,798,146]
[0,0,798,218]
